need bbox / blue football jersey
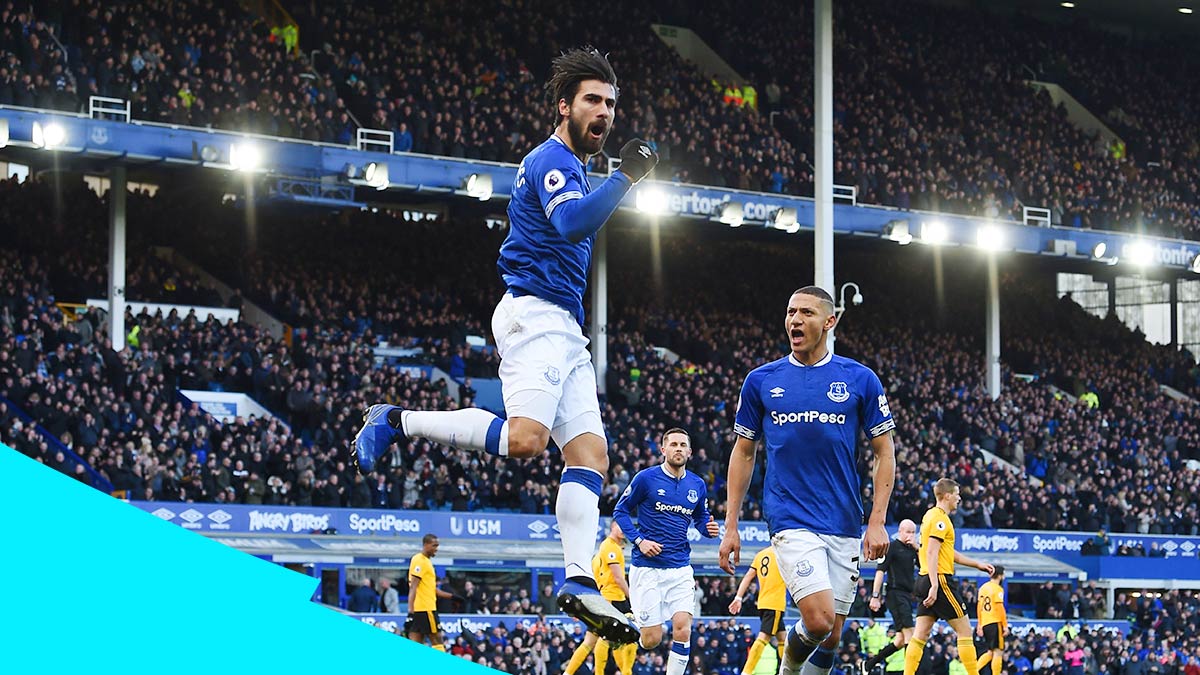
[499,134,592,325]
[613,464,714,569]
[734,351,895,538]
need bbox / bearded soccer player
[615,428,720,675]
[353,47,658,644]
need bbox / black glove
[618,138,659,183]
[403,614,414,632]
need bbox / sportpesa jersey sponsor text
[655,500,699,516]
[769,410,848,425]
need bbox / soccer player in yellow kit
[903,479,994,675]
[407,534,455,650]
[565,520,637,675]
[975,566,1007,675]
[728,546,788,675]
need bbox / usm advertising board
[135,502,565,540]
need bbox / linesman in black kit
[862,519,919,675]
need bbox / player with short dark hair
[975,565,1007,675]
[904,478,995,675]
[720,286,897,675]
[353,46,659,645]
[406,534,454,650]
[615,428,720,675]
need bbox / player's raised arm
[728,563,758,615]
[952,550,994,576]
[541,139,657,244]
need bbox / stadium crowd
[3,2,1200,674]
[681,0,1200,238]
[4,0,1200,237]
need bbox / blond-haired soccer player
[903,479,995,675]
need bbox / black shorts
[759,609,785,635]
[980,623,1004,650]
[886,590,915,629]
[612,598,632,615]
[407,609,440,635]
[914,574,966,621]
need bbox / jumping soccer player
[353,46,658,644]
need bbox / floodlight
[230,143,261,171]
[718,201,744,227]
[463,173,493,201]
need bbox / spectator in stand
[348,577,378,612]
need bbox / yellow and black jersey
[751,547,786,612]
[977,579,1006,628]
[593,536,627,602]
[409,552,437,611]
[918,506,955,575]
